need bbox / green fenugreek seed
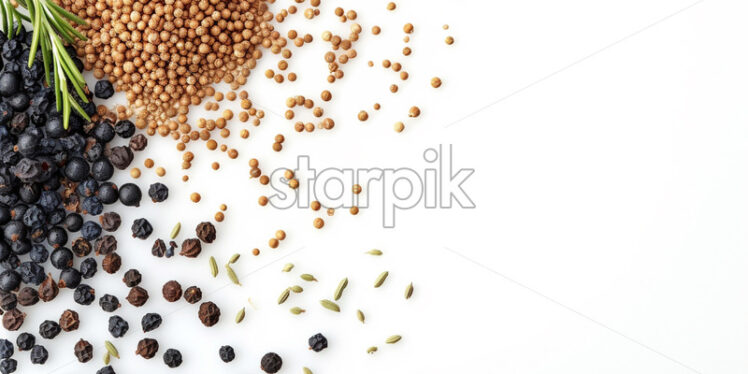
[333,277,348,301]
[105,340,119,359]
[278,288,291,304]
[103,352,110,365]
[405,282,414,299]
[357,309,365,323]
[290,285,303,293]
[282,263,294,272]
[320,299,340,312]
[229,253,240,264]
[365,249,383,256]
[235,307,246,323]
[209,256,218,278]
[290,307,306,315]
[374,271,389,288]
[225,264,241,285]
[170,222,181,239]
[303,367,313,374]
[301,273,317,282]
[385,335,402,344]
[366,346,378,354]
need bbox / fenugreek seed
[290,307,306,315]
[366,249,383,256]
[209,256,218,278]
[357,309,365,323]
[385,335,402,344]
[301,274,318,282]
[278,288,291,304]
[282,263,295,272]
[405,283,414,299]
[367,346,378,354]
[334,278,348,301]
[170,222,181,239]
[291,285,304,293]
[303,367,313,374]
[235,307,246,323]
[229,253,240,264]
[374,271,389,288]
[320,299,340,312]
[225,264,241,285]
[105,341,120,359]
[103,352,110,365]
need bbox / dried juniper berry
[74,339,93,363]
[148,183,168,203]
[163,348,183,368]
[108,316,129,338]
[99,294,120,313]
[58,268,82,289]
[49,248,73,269]
[0,291,15,311]
[18,262,44,285]
[126,286,148,307]
[93,121,115,143]
[73,284,95,305]
[129,134,147,151]
[79,258,97,279]
[196,222,216,243]
[122,269,141,287]
[39,320,61,339]
[166,241,176,258]
[108,146,133,170]
[94,80,114,99]
[0,270,21,292]
[28,244,48,263]
[29,345,47,364]
[64,213,83,232]
[95,235,117,255]
[0,339,11,359]
[114,120,135,138]
[135,338,159,359]
[76,179,99,197]
[102,253,121,274]
[131,218,153,239]
[46,227,67,248]
[183,286,202,304]
[0,358,16,373]
[81,221,102,241]
[71,237,92,257]
[99,212,121,232]
[16,333,34,351]
[91,159,114,181]
[308,333,328,352]
[81,196,103,215]
[96,365,115,374]
[59,309,79,331]
[179,239,201,258]
[16,287,38,306]
[38,274,58,302]
[219,345,235,363]
[2,308,25,331]
[63,157,89,182]
[97,183,119,204]
[151,239,166,257]
[118,183,141,207]
[260,352,283,373]
[141,313,162,332]
[198,302,220,327]
[162,281,182,302]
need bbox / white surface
[10,0,748,373]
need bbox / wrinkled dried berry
[0,291,15,310]
[166,241,176,258]
[122,269,141,287]
[129,134,147,151]
[183,286,202,304]
[99,212,121,232]
[16,333,34,351]
[308,333,328,352]
[141,313,162,332]
[162,280,182,302]
[0,340,12,359]
[71,238,92,257]
[148,183,169,203]
[39,320,61,339]
[79,258,97,279]
[198,301,220,327]
[151,239,166,257]
[59,309,79,331]
[126,286,148,307]
[74,339,93,363]
[94,80,114,99]
[114,120,135,138]
[95,235,117,255]
[73,284,95,305]
[108,315,129,338]
[131,218,152,239]
[102,253,121,274]
[29,345,47,364]
[179,239,201,258]
[163,348,182,368]
[99,294,120,313]
[196,222,216,243]
[2,309,24,331]
[38,274,59,302]
[261,352,283,373]
[219,345,235,363]
[16,287,38,306]
[0,357,16,373]
[135,338,159,359]
[108,146,133,170]
[96,365,116,374]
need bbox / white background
[11,0,748,373]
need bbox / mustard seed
[404,23,414,34]
[269,238,279,249]
[353,184,362,194]
[220,204,227,211]
[144,159,154,168]
[130,168,141,179]
[358,111,369,121]
[403,47,412,56]
[259,196,269,206]
[313,218,325,229]
[387,2,396,11]
[431,77,442,88]
[212,162,220,170]
[372,26,381,35]
[190,193,201,203]
[311,201,321,211]
[321,90,332,101]
[275,230,286,240]
[215,212,224,222]
[350,206,359,215]
[252,248,260,256]
[156,167,166,177]
[394,122,405,132]
[409,106,421,118]
[327,208,335,216]
[445,36,454,45]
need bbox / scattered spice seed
[386,335,402,344]
[170,222,181,239]
[313,218,325,229]
[445,36,454,45]
[282,263,294,272]
[334,278,348,301]
[103,351,110,365]
[225,264,241,285]
[357,309,365,323]
[235,308,246,324]
[290,307,306,315]
[301,274,318,282]
[394,122,405,132]
[409,106,421,118]
[431,77,442,88]
[405,283,414,299]
[320,299,341,312]
[278,288,291,305]
[209,257,218,278]
[366,249,383,256]
[290,285,304,293]
[190,193,201,203]
[386,2,396,10]
[374,271,389,288]
[358,111,369,121]
[367,346,378,354]
[303,367,313,374]
[229,254,241,264]
[104,341,120,359]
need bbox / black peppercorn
[15,333,34,351]
[102,253,121,274]
[39,320,61,339]
[308,333,328,352]
[29,345,48,364]
[162,280,182,302]
[131,218,153,239]
[196,222,216,243]
[126,286,148,307]
[74,339,93,363]
[198,301,221,327]
[163,348,182,368]
[2,309,24,331]
[148,183,169,203]
[99,212,121,232]
[73,284,96,305]
[0,339,12,359]
[219,345,235,363]
[59,309,79,332]
[122,269,141,287]
[0,357,16,373]
[98,294,120,313]
[183,286,202,304]
[108,315,129,338]
[141,313,162,332]
[260,352,283,373]
[16,287,38,306]
[135,338,159,359]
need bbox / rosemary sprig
[1,0,89,129]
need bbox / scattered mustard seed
[130,168,141,179]
[144,159,154,168]
[156,167,166,177]
[358,111,369,121]
[215,212,224,222]
[431,77,442,88]
[394,122,405,132]
[403,23,414,34]
[313,218,325,229]
[445,36,454,45]
[190,193,201,203]
[275,230,286,240]
[387,2,396,11]
[409,106,421,118]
